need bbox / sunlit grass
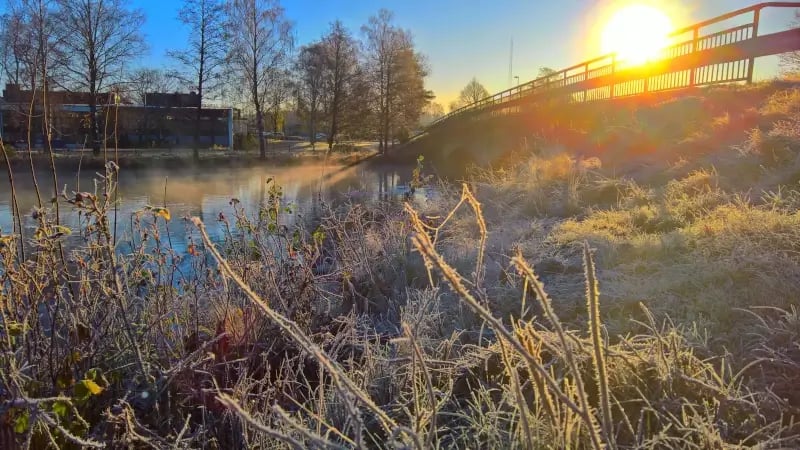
[3,82,800,448]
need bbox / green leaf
[155,208,171,221]
[0,235,14,248]
[86,368,102,381]
[56,371,74,390]
[84,379,103,395]
[7,321,23,336]
[52,225,72,236]
[52,401,69,418]
[13,409,29,434]
[145,205,171,221]
[74,379,103,401]
[74,382,90,401]
[312,228,325,245]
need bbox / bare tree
[127,68,176,105]
[295,42,325,147]
[57,0,146,156]
[0,0,67,159]
[227,0,292,159]
[362,9,429,152]
[538,66,557,78]
[455,77,488,109]
[265,68,292,133]
[0,7,33,88]
[125,68,176,146]
[321,21,360,149]
[1,5,33,146]
[295,21,366,150]
[538,66,561,86]
[362,9,398,152]
[779,11,800,75]
[168,0,227,160]
[389,46,431,143]
[339,63,373,141]
[26,0,66,152]
[420,101,444,125]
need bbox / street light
[514,76,520,87]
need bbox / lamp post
[514,75,520,86]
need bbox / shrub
[660,169,726,226]
[332,142,358,153]
[739,123,800,165]
[760,87,800,117]
[4,82,800,448]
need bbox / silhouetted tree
[295,42,325,146]
[0,0,64,150]
[457,77,488,107]
[419,101,444,125]
[127,68,176,146]
[0,5,34,88]
[390,46,431,143]
[538,66,557,78]
[779,11,799,75]
[321,21,361,149]
[58,0,146,156]
[128,68,176,105]
[538,66,560,85]
[168,0,227,160]
[362,9,429,152]
[227,0,293,159]
[265,68,292,133]
[297,21,368,149]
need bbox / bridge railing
[428,2,800,129]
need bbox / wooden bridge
[424,2,800,133]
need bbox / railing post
[610,54,616,99]
[689,26,699,87]
[746,8,760,84]
[583,63,588,102]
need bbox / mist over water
[0,162,418,256]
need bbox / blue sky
[135,0,794,105]
[48,1,800,105]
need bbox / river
[0,161,419,256]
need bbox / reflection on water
[0,162,418,257]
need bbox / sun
[601,4,673,64]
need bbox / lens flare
[601,4,673,64]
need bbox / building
[0,83,240,149]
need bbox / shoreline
[2,147,380,173]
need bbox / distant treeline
[0,0,435,158]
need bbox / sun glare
[601,4,673,64]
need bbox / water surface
[0,162,417,256]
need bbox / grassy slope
[1,81,799,448]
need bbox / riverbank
[1,143,379,172]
